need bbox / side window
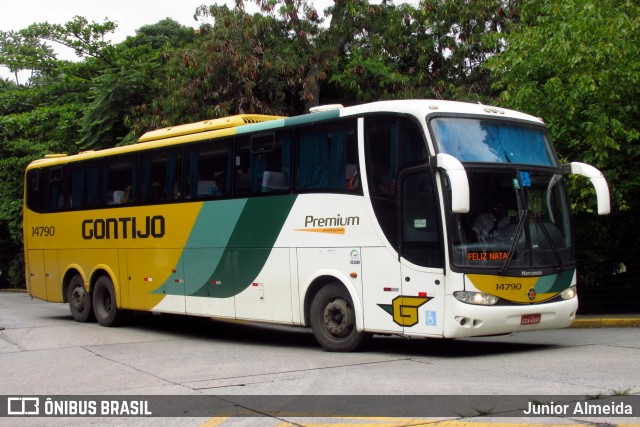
[185,139,232,199]
[48,167,65,211]
[365,115,428,249]
[235,131,291,196]
[366,116,428,198]
[140,148,183,203]
[294,121,359,192]
[26,169,46,213]
[69,160,99,209]
[102,154,137,205]
[26,167,63,213]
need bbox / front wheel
[67,274,94,322]
[92,276,127,326]
[309,283,370,352]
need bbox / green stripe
[535,270,574,293]
[235,109,342,135]
[156,195,297,298]
[283,110,341,127]
[236,119,285,135]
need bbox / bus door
[398,167,445,336]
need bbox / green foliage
[78,19,195,149]
[329,0,520,103]
[125,18,196,49]
[128,5,309,133]
[78,62,161,149]
[0,30,57,84]
[24,16,118,65]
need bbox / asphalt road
[1,290,639,426]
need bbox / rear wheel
[309,282,370,352]
[92,276,127,326]
[67,274,94,322]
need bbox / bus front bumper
[442,296,579,339]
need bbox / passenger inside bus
[471,201,511,242]
[151,181,164,201]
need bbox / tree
[0,30,57,84]
[328,0,521,103]
[24,16,118,66]
[78,19,195,149]
[0,17,194,286]
[127,4,309,134]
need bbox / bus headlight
[561,286,577,300]
[454,291,499,306]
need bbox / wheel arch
[62,266,88,303]
[89,265,121,308]
[302,271,364,332]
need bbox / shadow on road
[91,311,563,357]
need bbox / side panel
[126,248,184,313]
[361,247,403,333]
[26,250,47,300]
[235,248,292,323]
[400,261,445,336]
[43,250,62,302]
[183,248,235,318]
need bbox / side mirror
[431,153,470,213]
[563,162,611,215]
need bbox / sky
[0,0,242,80]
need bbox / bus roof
[26,100,544,170]
[138,114,285,143]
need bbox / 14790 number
[32,226,55,237]
[496,283,522,291]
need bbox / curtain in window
[328,130,346,188]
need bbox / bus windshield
[431,117,557,167]
[429,117,573,272]
[448,169,573,272]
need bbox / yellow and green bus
[23,100,610,351]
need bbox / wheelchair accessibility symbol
[425,311,437,326]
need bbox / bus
[23,100,610,351]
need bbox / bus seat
[197,180,217,196]
[345,164,358,190]
[261,171,287,192]
[113,190,125,205]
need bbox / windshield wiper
[499,208,528,274]
[499,210,565,273]
[532,212,564,271]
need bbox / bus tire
[67,274,94,323]
[309,282,370,352]
[92,276,126,327]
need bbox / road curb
[572,317,640,328]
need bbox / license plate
[521,313,541,325]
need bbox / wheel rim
[70,285,87,312]
[98,287,111,314]
[323,298,353,338]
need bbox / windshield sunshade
[432,118,556,166]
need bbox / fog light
[454,291,499,306]
[561,286,577,300]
